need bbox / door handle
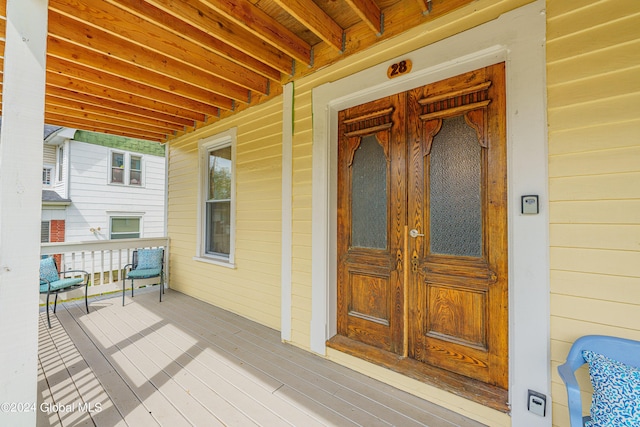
[409,229,424,238]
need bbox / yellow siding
[547,1,640,426]
[167,97,284,330]
[165,1,535,425]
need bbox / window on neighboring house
[110,151,143,186]
[43,167,53,186]
[110,217,141,239]
[130,155,142,186]
[41,221,50,243]
[199,129,235,264]
[111,152,125,184]
[58,146,64,182]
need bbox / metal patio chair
[558,335,640,426]
[122,248,165,306]
[39,256,89,328]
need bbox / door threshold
[327,335,509,413]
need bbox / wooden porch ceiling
[0,0,472,143]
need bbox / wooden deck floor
[37,288,486,427]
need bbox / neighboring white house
[41,127,166,244]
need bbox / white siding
[64,140,166,242]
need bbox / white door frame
[311,2,550,425]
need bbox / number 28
[387,60,412,79]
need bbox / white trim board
[311,2,549,426]
[281,82,294,342]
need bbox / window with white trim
[58,146,64,182]
[43,166,53,186]
[130,155,142,186]
[110,151,144,186]
[198,129,236,264]
[110,217,141,239]
[111,151,125,184]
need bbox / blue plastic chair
[40,256,89,328]
[122,248,165,306]
[557,335,640,427]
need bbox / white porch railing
[40,237,169,301]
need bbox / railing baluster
[39,238,169,299]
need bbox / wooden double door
[336,63,508,389]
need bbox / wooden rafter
[108,0,282,82]
[50,0,270,95]
[48,10,252,103]
[144,0,294,75]
[344,0,382,35]
[416,0,433,15]
[198,0,312,65]
[46,61,215,120]
[271,0,344,52]
[0,0,478,142]
[47,36,236,110]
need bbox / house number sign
[387,59,412,79]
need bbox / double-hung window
[111,152,125,184]
[130,155,142,185]
[110,151,143,186]
[198,129,235,265]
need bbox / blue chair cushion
[40,257,60,285]
[39,277,84,293]
[583,350,640,427]
[137,249,163,270]
[127,268,162,279]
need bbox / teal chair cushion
[40,257,60,285]
[583,350,640,427]
[127,268,162,279]
[39,277,84,293]
[137,249,163,270]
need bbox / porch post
[0,0,49,425]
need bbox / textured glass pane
[351,135,387,249]
[429,115,482,257]
[206,201,231,256]
[208,146,232,200]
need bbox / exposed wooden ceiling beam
[48,10,253,103]
[47,36,236,110]
[45,112,167,142]
[45,85,194,129]
[45,93,184,133]
[271,0,344,52]
[344,0,382,35]
[0,0,479,143]
[144,0,294,75]
[49,0,270,96]
[415,0,432,15]
[198,0,312,65]
[46,58,216,119]
[46,102,172,137]
[108,0,282,82]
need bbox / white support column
[0,0,49,425]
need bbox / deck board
[37,288,488,427]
